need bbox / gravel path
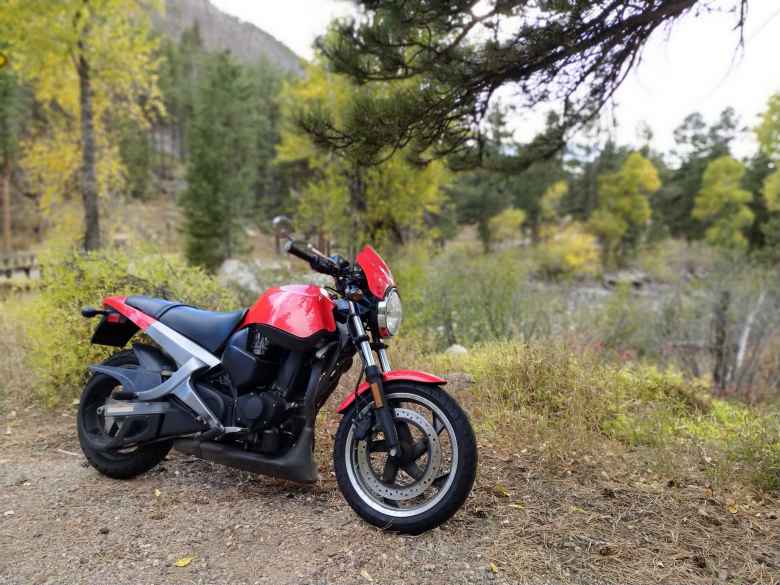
[0,409,499,585]
[3,405,779,585]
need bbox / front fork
[348,301,401,458]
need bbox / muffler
[172,426,319,483]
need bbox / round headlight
[377,289,403,337]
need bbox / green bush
[682,401,780,490]
[16,246,237,406]
[393,245,553,347]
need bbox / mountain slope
[156,0,303,75]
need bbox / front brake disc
[355,408,442,502]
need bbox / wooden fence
[0,252,38,281]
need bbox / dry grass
[473,441,779,584]
[0,302,33,415]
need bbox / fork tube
[378,347,391,373]
[348,302,400,457]
[348,301,376,369]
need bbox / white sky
[212,0,780,158]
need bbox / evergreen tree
[0,68,26,252]
[654,108,739,239]
[448,109,566,250]
[566,137,630,221]
[309,0,748,167]
[276,63,447,252]
[181,52,260,271]
[742,151,773,250]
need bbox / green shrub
[682,401,780,490]
[393,246,550,347]
[15,246,237,406]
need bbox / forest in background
[2,2,780,400]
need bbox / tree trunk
[712,290,731,395]
[1,157,11,253]
[77,47,101,251]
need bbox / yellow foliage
[15,245,237,406]
[538,221,601,277]
[763,168,780,213]
[756,93,780,161]
[693,155,754,250]
[0,0,163,211]
[540,180,568,222]
[589,152,660,265]
[487,207,526,244]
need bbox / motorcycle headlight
[377,289,403,337]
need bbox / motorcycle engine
[235,390,286,431]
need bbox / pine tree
[0,69,26,252]
[654,108,739,239]
[181,52,260,271]
[276,64,447,252]
[309,1,747,166]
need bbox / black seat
[160,306,247,355]
[126,296,185,319]
[126,296,246,355]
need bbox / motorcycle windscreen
[356,245,395,299]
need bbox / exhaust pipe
[173,426,319,483]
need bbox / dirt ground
[1,400,779,585]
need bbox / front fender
[336,370,447,414]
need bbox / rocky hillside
[155,0,303,74]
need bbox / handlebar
[284,239,342,277]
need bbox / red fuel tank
[241,284,336,339]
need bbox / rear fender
[88,344,174,394]
[132,343,175,373]
[335,370,447,414]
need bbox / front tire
[77,350,172,479]
[333,382,477,534]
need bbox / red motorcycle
[77,240,477,533]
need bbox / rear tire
[77,350,172,479]
[333,382,477,534]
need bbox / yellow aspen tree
[589,152,660,266]
[693,155,754,250]
[0,0,163,250]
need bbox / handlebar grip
[284,240,315,264]
[284,240,339,276]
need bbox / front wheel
[333,382,477,534]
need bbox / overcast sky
[211,0,780,158]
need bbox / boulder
[445,344,468,356]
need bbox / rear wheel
[333,382,477,534]
[77,350,172,479]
